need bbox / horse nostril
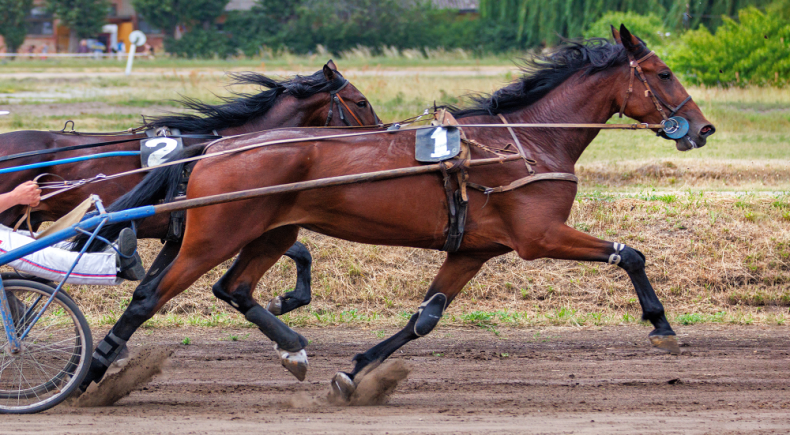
[700,125,715,137]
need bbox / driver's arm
[0,181,41,215]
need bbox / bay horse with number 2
[80,26,715,399]
[2,61,379,315]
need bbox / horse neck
[470,69,621,171]
[216,95,328,136]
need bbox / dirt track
[4,325,789,434]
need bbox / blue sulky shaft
[0,151,141,175]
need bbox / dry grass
[17,194,783,329]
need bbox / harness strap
[467,172,578,194]
[497,114,536,175]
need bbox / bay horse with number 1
[80,26,715,398]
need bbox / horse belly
[290,174,450,249]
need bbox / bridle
[324,79,364,127]
[619,50,693,140]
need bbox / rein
[32,118,673,202]
[0,133,221,164]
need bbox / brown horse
[80,26,715,397]
[2,61,379,314]
[0,61,378,233]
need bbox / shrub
[667,7,790,86]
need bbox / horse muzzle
[660,116,715,151]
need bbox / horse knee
[610,243,645,274]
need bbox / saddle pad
[415,126,461,163]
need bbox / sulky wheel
[0,280,92,414]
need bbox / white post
[125,43,137,75]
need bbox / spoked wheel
[0,280,92,414]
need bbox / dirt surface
[4,325,789,434]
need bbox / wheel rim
[0,285,89,411]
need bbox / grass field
[1,59,788,328]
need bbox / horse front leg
[266,240,313,316]
[526,224,678,354]
[211,226,309,380]
[331,252,490,402]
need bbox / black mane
[450,38,641,118]
[145,70,347,133]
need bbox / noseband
[618,50,693,140]
[324,79,363,126]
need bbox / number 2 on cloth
[430,127,450,158]
[146,138,178,167]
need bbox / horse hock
[266,241,313,316]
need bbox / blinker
[660,116,689,140]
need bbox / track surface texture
[5,325,789,434]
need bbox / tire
[0,280,93,414]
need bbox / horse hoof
[276,346,308,381]
[267,296,283,316]
[330,372,355,404]
[650,334,680,355]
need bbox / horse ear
[619,24,642,53]
[326,59,338,71]
[323,64,336,81]
[611,25,622,44]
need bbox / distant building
[0,0,479,54]
[431,0,478,14]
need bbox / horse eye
[356,101,368,108]
[658,71,672,81]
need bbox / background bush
[667,7,790,86]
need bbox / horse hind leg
[331,252,489,402]
[527,224,678,354]
[211,226,309,380]
[266,240,313,316]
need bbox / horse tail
[71,145,205,252]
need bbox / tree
[133,0,229,57]
[477,0,774,50]
[133,0,229,38]
[0,0,33,56]
[47,0,110,52]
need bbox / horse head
[321,60,382,127]
[612,24,715,151]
